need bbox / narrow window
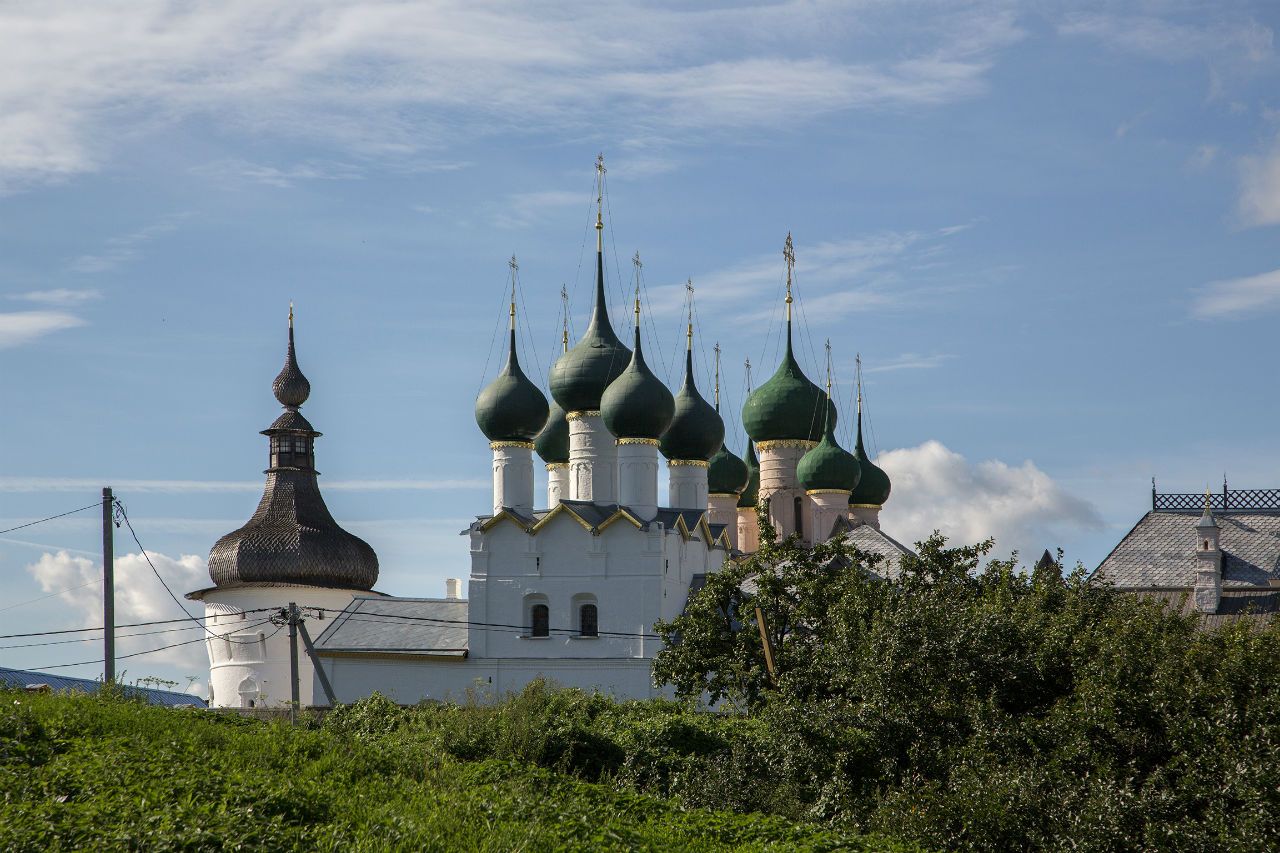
[579,604,598,637]
[531,604,549,637]
[794,496,804,538]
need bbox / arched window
[530,604,550,637]
[579,603,598,638]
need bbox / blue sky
[2,0,1278,688]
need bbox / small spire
[856,353,862,414]
[745,358,752,393]
[783,232,795,324]
[713,343,721,411]
[560,284,569,354]
[289,300,294,329]
[825,338,832,397]
[595,153,606,251]
[508,254,518,331]
[686,279,694,350]
[632,251,642,328]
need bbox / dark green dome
[708,440,750,495]
[548,249,631,413]
[797,398,861,492]
[659,347,724,461]
[475,328,549,444]
[737,440,760,508]
[535,400,569,464]
[601,324,674,440]
[848,407,892,506]
[742,322,834,443]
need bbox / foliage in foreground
[648,514,1280,852]
[0,689,912,853]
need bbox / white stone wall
[758,443,810,538]
[668,462,708,510]
[707,494,739,551]
[568,413,617,502]
[806,491,851,546]
[491,443,534,515]
[617,441,660,521]
[546,463,569,507]
[201,585,358,709]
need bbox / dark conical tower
[207,308,379,590]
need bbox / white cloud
[1060,14,1273,64]
[492,189,586,230]
[8,288,101,307]
[877,440,1102,562]
[0,476,487,492]
[27,549,211,674]
[864,353,955,372]
[0,1,1022,187]
[0,310,86,347]
[70,212,192,273]
[1186,144,1218,170]
[190,158,364,188]
[1238,139,1280,226]
[1192,267,1280,319]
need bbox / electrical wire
[0,502,100,535]
[0,578,104,615]
[0,610,271,641]
[0,621,205,652]
[321,607,663,641]
[29,619,280,672]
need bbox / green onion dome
[708,440,750,495]
[548,249,631,413]
[659,346,725,461]
[737,440,760,508]
[601,324,674,440]
[475,327,549,444]
[848,406,892,506]
[535,400,570,465]
[797,398,861,492]
[741,322,834,444]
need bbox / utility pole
[102,487,115,684]
[287,602,300,725]
[297,613,338,708]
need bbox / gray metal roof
[833,519,915,580]
[314,596,468,655]
[0,666,207,707]
[1137,589,1280,629]
[1095,511,1280,590]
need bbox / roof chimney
[445,578,462,600]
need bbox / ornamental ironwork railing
[1152,483,1280,512]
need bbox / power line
[0,578,104,615]
[325,607,664,641]
[0,621,206,652]
[30,619,280,672]
[0,609,277,641]
[0,502,100,535]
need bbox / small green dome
[708,440,750,495]
[741,323,834,443]
[548,251,631,413]
[797,399,861,492]
[535,400,570,464]
[737,440,760,508]
[848,408,891,506]
[475,328,549,444]
[659,347,724,461]
[601,325,674,440]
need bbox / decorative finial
[713,342,721,410]
[825,338,832,397]
[856,352,862,413]
[632,252,642,327]
[1205,486,1213,510]
[686,279,694,350]
[745,358,752,393]
[289,300,294,329]
[508,254,518,331]
[560,284,569,353]
[783,232,795,322]
[595,154,605,246]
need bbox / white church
[187,175,911,709]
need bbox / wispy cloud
[0,1,1023,187]
[1192,267,1280,319]
[0,310,86,347]
[0,476,488,493]
[190,158,363,187]
[492,189,585,230]
[1060,13,1273,64]
[70,212,192,273]
[864,353,956,373]
[8,288,101,307]
[1185,144,1218,170]
[1238,138,1280,226]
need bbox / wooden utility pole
[102,487,115,684]
[287,602,300,725]
[754,605,776,684]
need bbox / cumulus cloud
[877,440,1102,562]
[0,1,1022,187]
[1192,267,1280,319]
[27,549,211,676]
[1238,140,1280,226]
[0,310,86,347]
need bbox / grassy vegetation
[0,687,918,853]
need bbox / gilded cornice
[807,489,852,496]
[849,503,883,509]
[566,410,602,421]
[756,439,818,452]
[490,440,535,450]
[545,462,569,471]
[616,437,660,446]
[667,459,709,468]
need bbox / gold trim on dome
[708,492,740,498]
[807,489,852,496]
[617,437,660,446]
[667,459,709,468]
[756,439,818,452]
[490,441,535,450]
[849,503,883,509]
[545,462,569,470]
[566,410,602,421]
